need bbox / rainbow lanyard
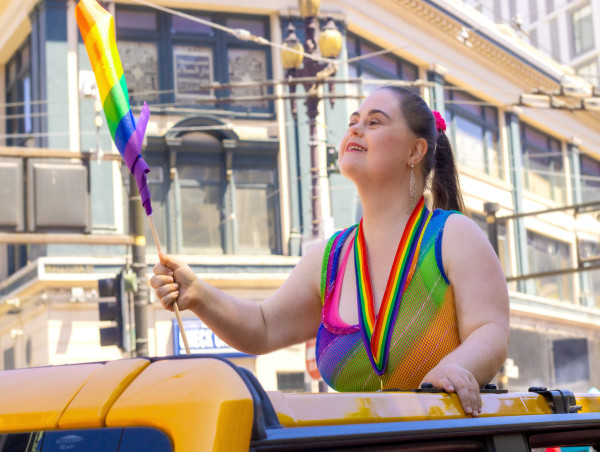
[354,196,432,376]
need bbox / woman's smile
[345,142,367,152]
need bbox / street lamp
[281,0,342,238]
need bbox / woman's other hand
[421,363,481,417]
[150,253,202,312]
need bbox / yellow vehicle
[1,355,600,451]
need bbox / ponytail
[377,86,465,214]
[431,132,465,213]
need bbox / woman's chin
[339,156,365,179]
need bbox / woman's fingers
[149,274,173,289]
[421,365,482,417]
[452,375,480,416]
[160,291,180,311]
[153,261,174,277]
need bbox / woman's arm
[421,213,510,417]
[150,242,326,355]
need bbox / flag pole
[148,215,191,355]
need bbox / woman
[150,86,510,417]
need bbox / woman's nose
[349,123,363,136]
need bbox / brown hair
[380,86,465,213]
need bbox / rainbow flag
[75,0,152,216]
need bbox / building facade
[1,0,600,393]
[462,0,600,90]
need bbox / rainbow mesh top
[316,209,461,391]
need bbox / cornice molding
[389,0,561,93]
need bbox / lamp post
[281,0,342,238]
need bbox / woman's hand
[421,363,481,417]
[150,253,202,312]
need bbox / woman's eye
[369,119,380,126]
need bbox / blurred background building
[1,0,600,393]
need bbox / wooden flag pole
[147,215,191,355]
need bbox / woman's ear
[408,137,428,166]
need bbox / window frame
[526,229,573,301]
[115,6,274,118]
[520,123,565,203]
[346,31,420,91]
[579,153,600,203]
[570,2,595,57]
[143,128,281,256]
[5,39,33,147]
[444,87,502,179]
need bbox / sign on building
[172,318,249,357]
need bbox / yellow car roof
[1,355,600,452]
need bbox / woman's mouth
[346,142,367,152]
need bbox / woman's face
[339,89,418,186]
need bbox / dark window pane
[360,43,397,75]
[172,15,213,35]
[144,168,167,252]
[580,155,600,202]
[522,125,564,202]
[524,125,549,149]
[179,165,220,183]
[484,106,497,123]
[449,90,482,116]
[3,347,14,370]
[228,49,268,108]
[553,338,589,384]
[572,4,595,55]
[485,130,501,178]
[116,10,157,31]
[235,168,273,185]
[527,231,572,300]
[181,185,222,253]
[236,186,273,252]
[120,41,159,103]
[277,371,305,392]
[179,164,222,254]
[234,170,275,253]
[454,114,485,172]
[173,46,214,104]
[346,38,357,57]
[226,18,265,37]
[0,432,41,451]
[400,62,418,81]
[23,76,32,134]
[7,59,17,85]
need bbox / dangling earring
[409,164,417,214]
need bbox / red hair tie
[433,111,446,132]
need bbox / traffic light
[97,271,129,352]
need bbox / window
[577,59,599,88]
[0,427,171,452]
[5,40,32,147]
[347,32,419,97]
[2,348,14,370]
[571,3,595,57]
[552,338,589,384]
[116,7,273,116]
[277,371,305,393]
[445,88,502,178]
[527,230,572,301]
[471,213,509,275]
[521,124,565,203]
[580,240,600,308]
[580,154,600,203]
[549,18,561,62]
[144,127,281,256]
